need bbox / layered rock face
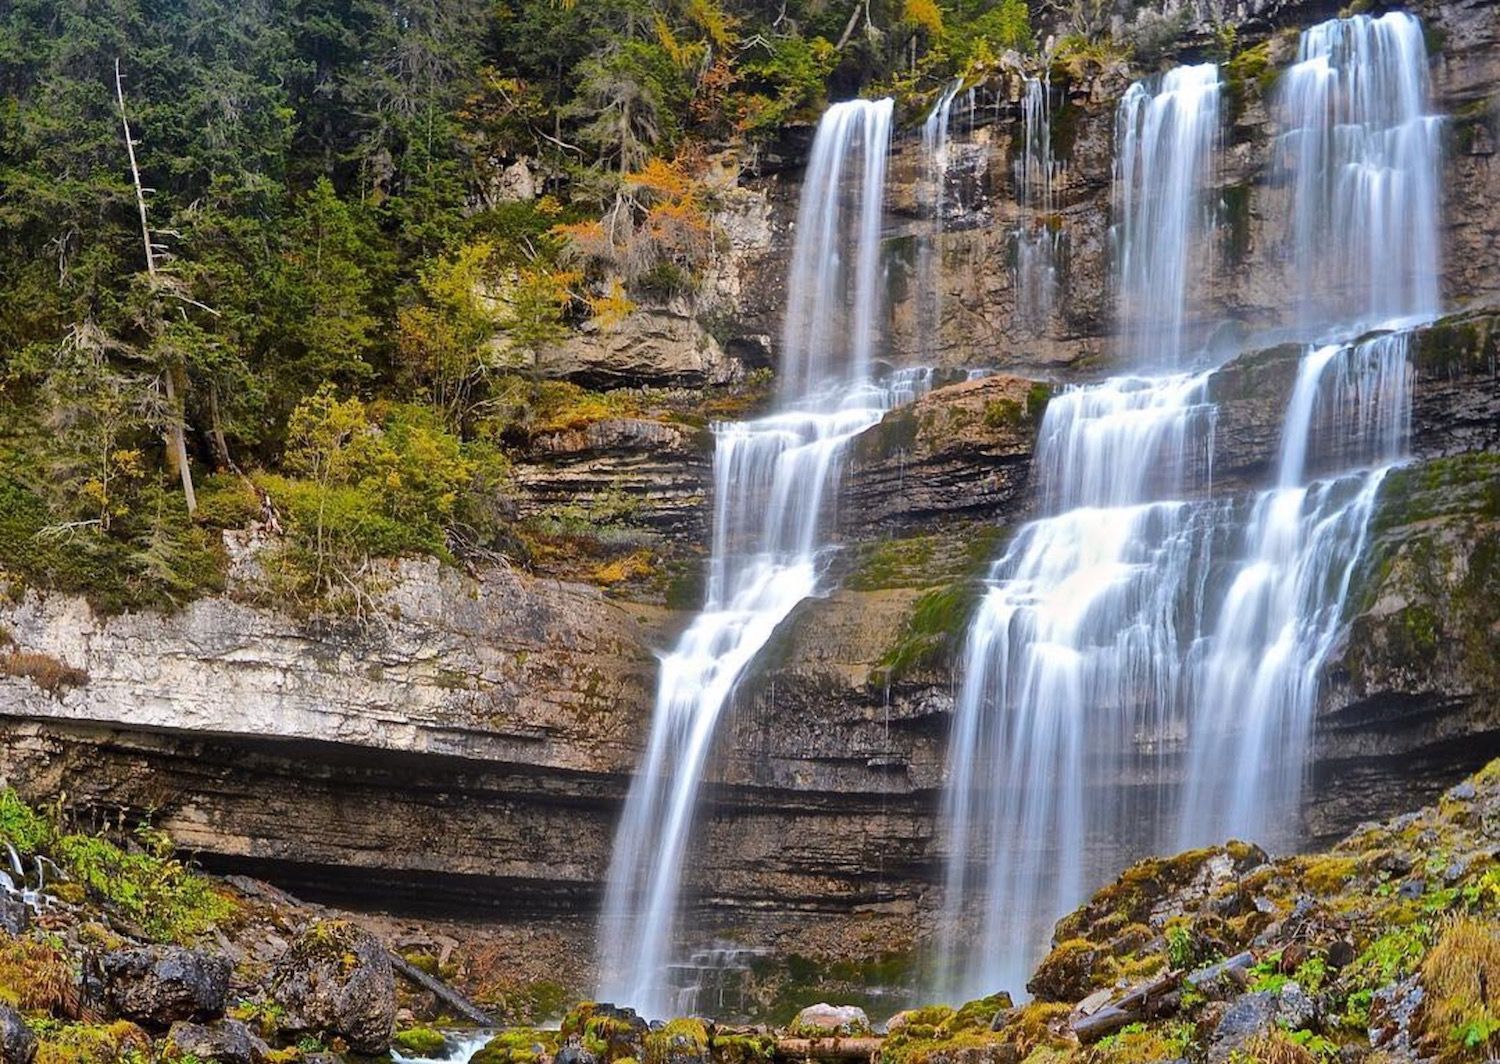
[1,0,1499,1008]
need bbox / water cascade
[935,374,1217,1000]
[938,9,1441,1002]
[595,98,907,1019]
[1114,64,1221,365]
[1012,77,1062,333]
[1178,332,1412,850]
[937,65,1223,1000]
[1176,10,1439,846]
[919,80,964,345]
[1279,12,1441,330]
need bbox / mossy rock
[471,1028,561,1064]
[708,1032,775,1064]
[645,1018,708,1064]
[394,1027,449,1057]
[562,1003,647,1063]
[1027,939,1101,1002]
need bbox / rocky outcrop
[514,417,712,546]
[843,375,1042,536]
[98,946,232,1028]
[1207,309,1500,493]
[165,1020,270,1064]
[538,309,742,389]
[270,922,396,1055]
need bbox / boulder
[99,946,232,1028]
[0,1004,36,1064]
[0,895,28,937]
[1027,941,1100,1002]
[791,1003,871,1036]
[166,1020,269,1064]
[269,921,396,1055]
[1207,991,1277,1062]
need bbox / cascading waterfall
[919,80,964,344]
[936,64,1222,1001]
[1012,76,1062,333]
[1114,64,1221,365]
[1178,332,1412,850]
[935,373,1217,1001]
[1279,12,1441,329]
[938,9,1441,1003]
[595,98,906,1020]
[1177,10,1439,848]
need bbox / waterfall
[936,65,1222,1001]
[934,374,1216,1001]
[1279,12,1441,330]
[1114,64,1221,365]
[1013,77,1061,334]
[1176,9,1440,849]
[1179,333,1412,850]
[595,98,906,1020]
[937,10,1441,1003]
[919,81,963,346]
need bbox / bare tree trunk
[207,380,238,473]
[116,56,197,515]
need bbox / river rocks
[0,1005,35,1064]
[165,1020,269,1064]
[269,922,396,1055]
[791,1004,871,1036]
[98,946,231,1028]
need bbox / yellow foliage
[1420,917,1500,1061]
[685,0,739,48]
[593,550,653,585]
[625,158,700,204]
[588,278,636,330]
[903,0,944,37]
[0,935,72,1011]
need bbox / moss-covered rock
[561,1003,647,1064]
[394,1027,449,1057]
[471,1028,561,1064]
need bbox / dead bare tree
[115,56,197,515]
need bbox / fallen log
[389,951,495,1027]
[773,1036,883,1061]
[1071,970,1181,1043]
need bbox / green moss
[850,535,938,591]
[1221,40,1275,121]
[471,1029,561,1064]
[881,996,1023,1064]
[983,398,1026,431]
[1089,1020,1194,1062]
[33,1021,150,1064]
[1220,183,1252,263]
[872,581,983,686]
[1025,383,1051,423]
[1299,854,1360,893]
[646,1020,708,1064]
[710,1033,775,1064]
[1410,310,1499,376]
[394,1028,449,1057]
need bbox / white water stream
[595,98,912,1019]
